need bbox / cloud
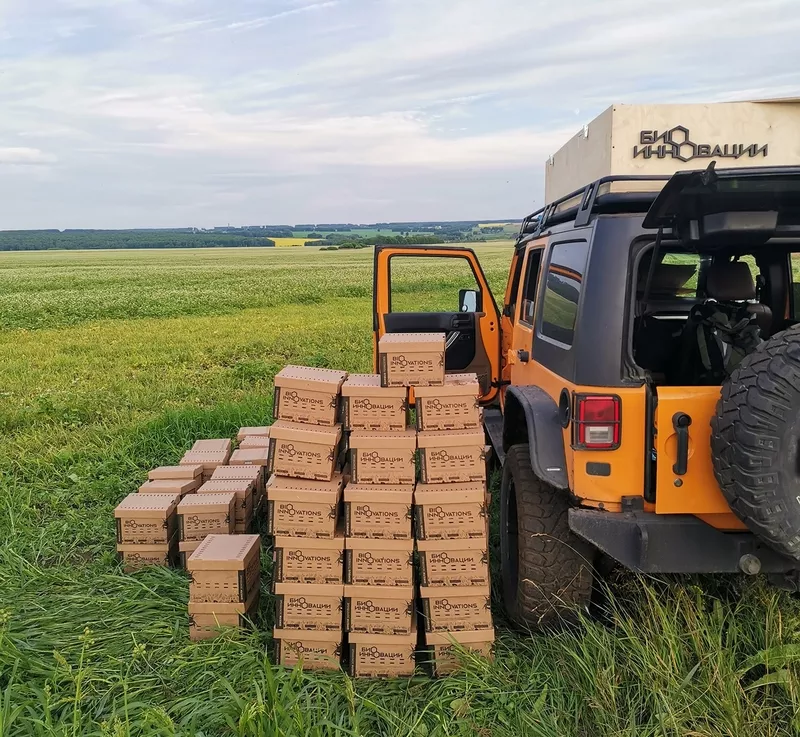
[0,0,798,228]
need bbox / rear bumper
[569,509,800,582]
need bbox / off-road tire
[500,443,594,629]
[711,325,800,560]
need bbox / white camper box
[545,100,800,202]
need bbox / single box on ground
[419,585,492,632]
[348,430,417,485]
[273,583,343,631]
[273,534,344,585]
[415,374,481,431]
[344,585,415,635]
[188,592,259,641]
[345,537,414,586]
[177,491,236,541]
[416,537,490,587]
[267,420,343,481]
[348,630,417,678]
[417,429,487,484]
[266,474,344,538]
[187,534,261,604]
[115,492,179,545]
[340,374,409,431]
[413,483,488,540]
[344,483,413,539]
[273,628,342,671]
[378,332,445,387]
[273,365,347,426]
[424,629,495,675]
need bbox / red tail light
[574,394,621,450]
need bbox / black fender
[502,385,568,490]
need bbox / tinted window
[520,250,542,325]
[540,241,589,346]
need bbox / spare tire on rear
[711,324,800,560]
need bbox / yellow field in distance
[272,237,322,247]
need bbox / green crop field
[0,245,798,736]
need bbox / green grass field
[1,245,799,736]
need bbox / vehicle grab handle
[672,412,692,476]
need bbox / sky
[1,0,799,229]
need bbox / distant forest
[0,222,520,251]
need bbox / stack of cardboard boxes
[268,366,348,671]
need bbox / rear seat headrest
[706,261,756,301]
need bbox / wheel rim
[502,474,520,609]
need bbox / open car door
[373,245,502,404]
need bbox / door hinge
[491,380,511,388]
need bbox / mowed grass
[0,245,799,736]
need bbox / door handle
[517,349,530,363]
[672,412,692,476]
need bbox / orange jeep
[373,165,800,629]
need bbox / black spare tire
[711,325,800,560]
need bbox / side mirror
[459,289,479,313]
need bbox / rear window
[540,241,589,346]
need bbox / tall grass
[0,245,798,735]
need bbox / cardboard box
[188,592,258,641]
[237,426,271,442]
[417,429,487,484]
[197,479,255,533]
[415,374,481,431]
[229,447,270,467]
[274,583,343,631]
[424,629,495,675]
[238,436,272,449]
[417,537,489,587]
[192,438,233,454]
[267,420,343,482]
[138,478,200,497]
[148,464,203,481]
[340,375,409,431]
[273,365,348,426]
[210,465,264,509]
[348,430,417,485]
[378,332,445,388]
[344,585,415,635]
[273,534,344,585]
[117,542,175,572]
[266,474,344,538]
[177,491,236,541]
[413,483,487,540]
[187,534,261,603]
[419,586,492,632]
[345,538,414,586]
[115,492,179,545]
[348,630,417,678]
[273,628,342,671]
[180,450,231,483]
[343,483,413,540]
[178,539,203,569]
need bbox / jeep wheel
[712,325,800,560]
[499,443,595,629]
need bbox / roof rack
[519,174,672,240]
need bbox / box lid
[114,492,179,518]
[198,479,255,494]
[148,465,203,480]
[274,582,343,597]
[178,491,237,512]
[238,436,271,449]
[425,628,495,645]
[345,537,413,552]
[349,430,417,450]
[237,426,271,441]
[180,450,230,465]
[273,535,344,551]
[273,628,342,643]
[349,629,417,645]
[229,448,270,466]
[211,466,261,481]
[192,439,233,453]
[187,534,260,570]
[139,479,197,494]
[419,585,490,598]
[344,585,414,600]
[178,539,203,553]
[266,473,345,500]
[415,373,480,398]
[416,537,487,552]
[344,483,414,504]
[414,484,486,506]
[341,374,407,398]
[269,420,343,445]
[274,365,348,392]
[417,429,485,448]
[378,332,445,352]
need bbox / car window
[519,249,543,325]
[540,241,589,346]
[389,255,479,313]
